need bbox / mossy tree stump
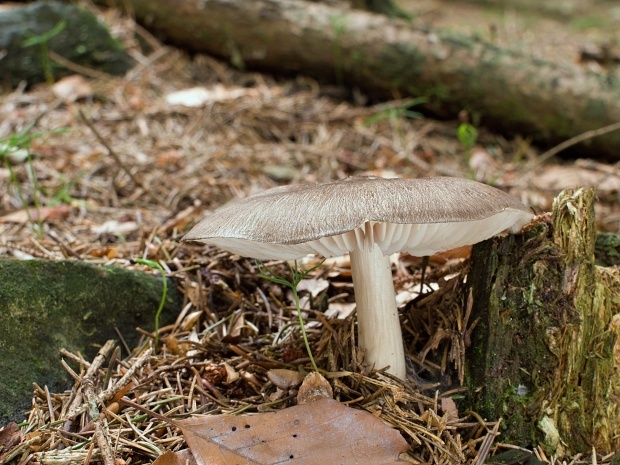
[465,188,620,455]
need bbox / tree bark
[101,0,620,158]
[309,0,409,18]
[465,189,620,456]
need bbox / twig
[98,347,152,402]
[63,347,153,422]
[78,109,145,189]
[49,50,114,80]
[541,121,620,162]
[63,340,117,428]
[59,340,118,465]
[114,326,132,356]
[472,418,502,465]
[517,120,620,185]
[118,397,181,428]
[84,378,116,465]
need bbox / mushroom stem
[350,243,406,380]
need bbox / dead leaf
[468,147,498,182]
[221,312,245,343]
[224,363,239,383]
[0,422,23,461]
[152,449,197,465]
[91,220,139,236]
[296,372,333,404]
[91,246,120,259]
[296,278,329,297]
[267,369,305,390]
[440,397,459,421]
[52,75,93,103]
[0,143,29,164]
[262,165,299,182]
[395,282,440,308]
[531,164,620,193]
[0,205,72,224]
[156,149,183,168]
[176,398,409,465]
[180,311,203,331]
[165,85,258,107]
[325,302,356,319]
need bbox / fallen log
[101,0,620,158]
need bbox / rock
[0,1,132,88]
[0,259,181,425]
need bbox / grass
[22,20,67,84]
[257,260,325,373]
[136,258,169,347]
[1,124,70,235]
[1,132,47,238]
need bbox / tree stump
[465,188,620,456]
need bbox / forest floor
[1,1,620,464]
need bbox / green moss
[0,259,181,424]
[467,190,620,454]
[570,15,610,31]
[375,43,425,88]
[465,220,566,447]
[0,1,132,87]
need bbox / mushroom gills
[203,210,531,260]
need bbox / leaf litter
[1,2,620,465]
[175,397,409,465]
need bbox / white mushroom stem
[350,242,406,380]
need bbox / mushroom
[182,176,533,379]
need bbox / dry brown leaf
[176,398,409,465]
[0,422,23,461]
[0,205,72,223]
[152,449,197,465]
[180,311,203,331]
[221,313,245,343]
[267,369,305,390]
[296,372,333,404]
[440,397,459,422]
[530,164,620,193]
[468,147,499,182]
[52,75,93,103]
[324,302,356,320]
[224,363,240,383]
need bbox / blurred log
[441,0,589,18]
[308,0,409,17]
[464,189,620,456]
[97,0,620,159]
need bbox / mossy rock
[0,1,132,88]
[0,259,181,425]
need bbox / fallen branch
[98,0,620,158]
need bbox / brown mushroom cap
[183,176,533,260]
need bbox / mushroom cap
[183,176,533,260]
